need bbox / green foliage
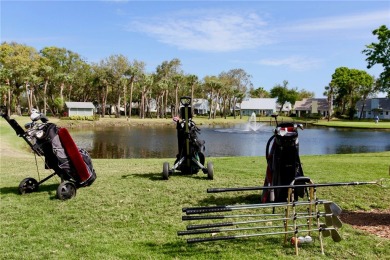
[362,25,390,95]
[270,80,299,111]
[68,115,97,121]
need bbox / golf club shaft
[186,213,334,230]
[182,211,322,221]
[187,227,338,244]
[184,200,335,215]
[179,223,320,236]
[207,181,379,193]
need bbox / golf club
[184,200,340,215]
[186,227,340,244]
[186,212,337,230]
[207,179,389,193]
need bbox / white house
[65,102,95,117]
[192,98,209,115]
[355,98,390,119]
[239,98,277,116]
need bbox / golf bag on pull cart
[0,106,96,200]
[261,115,306,203]
[162,96,213,180]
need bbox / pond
[68,122,390,159]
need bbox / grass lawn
[1,115,389,259]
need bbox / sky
[1,0,389,98]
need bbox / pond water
[68,122,390,159]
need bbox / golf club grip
[178,229,221,236]
[182,215,225,221]
[182,205,226,212]
[187,222,233,230]
[187,235,235,243]
[185,208,232,215]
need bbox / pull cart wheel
[56,181,77,200]
[18,177,39,194]
[207,162,214,180]
[162,162,170,180]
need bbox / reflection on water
[69,123,390,159]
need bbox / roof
[240,98,277,110]
[356,98,390,111]
[65,102,95,109]
[294,98,328,111]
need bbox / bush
[68,115,98,121]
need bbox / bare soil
[340,208,390,239]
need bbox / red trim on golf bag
[58,128,91,183]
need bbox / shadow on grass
[0,183,59,196]
[196,193,263,206]
[141,236,290,258]
[123,171,212,181]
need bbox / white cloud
[257,56,322,71]
[287,10,389,32]
[127,11,275,52]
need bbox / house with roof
[192,98,209,115]
[294,98,329,117]
[355,98,390,119]
[239,98,277,116]
[65,102,95,117]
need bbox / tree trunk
[116,95,121,118]
[129,81,134,118]
[175,84,179,117]
[165,89,168,118]
[123,84,127,117]
[43,79,48,115]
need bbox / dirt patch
[339,209,390,239]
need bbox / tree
[0,42,40,114]
[270,80,299,114]
[297,89,315,100]
[249,87,270,98]
[362,25,390,96]
[330,67,376,119]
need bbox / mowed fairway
[0,150,389,259]
[1,118,389,259]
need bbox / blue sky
[1,1,389,97]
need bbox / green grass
[1,115,389,259]
[1,152,389,259]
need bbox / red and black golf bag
[261,118,305,203]
[1,106,96,200]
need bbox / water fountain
[246,112,263,131]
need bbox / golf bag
[0,107,96,200]
[162,96,213,180]
[175,108,205,166]
[261,118,305,203]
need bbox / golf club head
[332,215,343,228]
[320,224,331,237]
[324,204,343,228]
[329,202,342,216]
[331,229,342,242]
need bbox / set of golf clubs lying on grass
[178,178,390,255]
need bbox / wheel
[56,181,77,200]
[18,177,39,194]
[207,162,214,180]
[162,162,170,180]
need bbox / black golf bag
[162,96,213,180]
[1,107,96,200]
[261,117,305,203]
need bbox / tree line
[1,25,388,119]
